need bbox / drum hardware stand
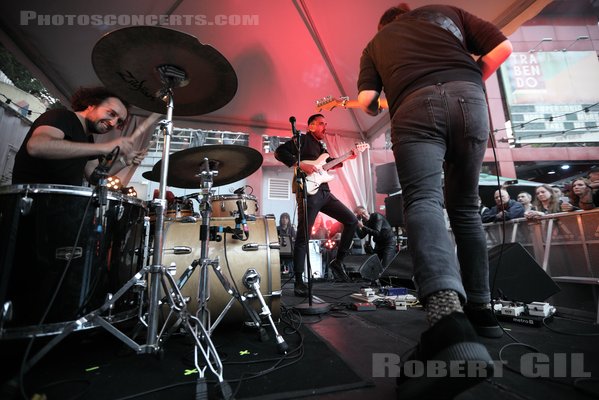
[242,269,288,354]
[15,70,234,400]
[161,163,286,352]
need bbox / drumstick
[118,113,161,184]
[130,112,162,149]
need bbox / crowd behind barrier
[450,208,599,279]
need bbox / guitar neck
[322,150,354,171]
[320,98,389,111]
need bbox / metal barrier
[452,209,599,279]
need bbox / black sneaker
[464,306,503,338]
[329,259,350,282]
[294,281,308,297]
[396,312,494,399]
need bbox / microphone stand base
[294,302,331,315]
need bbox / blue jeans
[391,81,490,304]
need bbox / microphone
[289,116,299,137]
[236,200,249,240]
[233,186,245,195]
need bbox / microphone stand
[289,117,330,315]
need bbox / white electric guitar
[301,142,369,195]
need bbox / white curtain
[324,133,373,211]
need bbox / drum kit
[0,26,286,397]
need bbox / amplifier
[279,234,293,257]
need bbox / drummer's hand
[126,149,147,167]
[106,136,135,157]
[131,149,148,165]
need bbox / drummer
[12,86,146,186]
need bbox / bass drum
[0,184,146,339]
[162,215,281,325]
[211,194,258,218]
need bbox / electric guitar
[315,96,389,112]
[301,142,369,195]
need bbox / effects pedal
[352,303,377,311]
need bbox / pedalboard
[493,300,556,327]
[352,303,377,311]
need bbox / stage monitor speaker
[384,194,404,227]
[379,250,415,288]
[488,243,560,303]
[343,254,370,274]
[358,254,383,281]
[376,162,401,194]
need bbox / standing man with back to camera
[357,3,512,396]
[274,114,359,297]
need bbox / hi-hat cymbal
[144,145,263,188]
[92,26,237,116]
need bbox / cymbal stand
[148,72,230,397]
[161,164,274,345]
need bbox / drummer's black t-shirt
[12,109,95,186]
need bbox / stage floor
[1,277,598,399]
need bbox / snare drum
[161,215,281,325]
[0,184,146,338]
[211,194,258,218]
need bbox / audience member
[277,212,296,239]
[481,189,524,223]
[551,185,564,199]
[525,184,561,219]
[477,195,489,217]
[561,178,598,211]
[277,212,296,274]
[517,191,534,212]
[588,167,599,190]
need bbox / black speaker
[358,254,383,281]
[343,254,371,274]
[376,162,401,194]
[384,194,404,227]
[489,243,560,303]
[379,249,415,288]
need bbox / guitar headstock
[315,95,350,111]
[355,142,370,153]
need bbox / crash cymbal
[144,145,263,188]
[92,26,237,116]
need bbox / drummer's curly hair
[70,86,130,111]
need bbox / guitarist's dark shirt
[274,132,339,192]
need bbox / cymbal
[144,145,263,188]
[92,26,237,116]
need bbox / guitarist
[274,114,359,297]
